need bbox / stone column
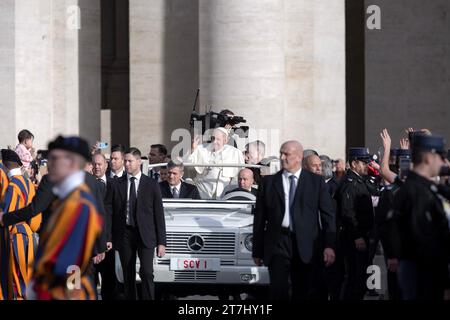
[199,0,346,158]
[129,0,199,153]
[0,0,101,150]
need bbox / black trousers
[268,230,323,300]
[119,226,155,300]
[341,235,370,300]
[95,249,118,300]
[322,244,345,300]
[398,259,447,300]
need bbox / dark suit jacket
[3,173,108,255]
[326,177,340,198]
[159,181,201,199]
[253,169,336,265]
[106,173,166,250]
[95,176,115,243]
[75,173,108,254]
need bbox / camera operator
[216,109,247,148]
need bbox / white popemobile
[115,163,274,299]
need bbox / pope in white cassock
[189,127,245,199]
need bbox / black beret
[48,136,91,161]
[1,149,23,166]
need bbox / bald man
[225,168,258,196]
[253,140,336,300]
[304,154,322,175]
[189,127,244,199]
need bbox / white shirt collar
[110,168,125,178]
[100,174,107,184]
[7,168,22,179]
[53,171,86,199]
[283,168,301,179]
[127,171,142,181]
[169,181,182,191]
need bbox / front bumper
[154,264,270,285]
[115,251,269,286]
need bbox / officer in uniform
[390,135,450,300]
[375,149,411,300]
[335,148,375,300]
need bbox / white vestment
[188,143,244,199]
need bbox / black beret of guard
[1,149,23,166]
[48,136,91,161]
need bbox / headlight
[244,234,253,251]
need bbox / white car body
[115,199,269,294]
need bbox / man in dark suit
[92,152,117,299]
[253,140,336,300]
[106,147,166,300]
[148,144,168,182]
[159,161,201,199]
[106,144,126,179]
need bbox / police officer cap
[396,149,411,158]
[411,135,446,155]
[348,147,373,163]
[48,136,91,161]
[390,148,398,157]
[1,149,23,166]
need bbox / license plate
[170,258,220,271]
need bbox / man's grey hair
[319,155,333,180]
[92,152,107,162]
[303,149,319,158]
[167,160,184,171]
[246,140,266,157]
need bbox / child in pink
[14,129,35,170]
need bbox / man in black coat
[389,135,450,300]
[252,140,336,300]
[105,147,166,300]
[334,148,375,300]
[159,161,201,199]
[92,152,118,299]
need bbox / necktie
[129,177,137,226]
[113,175,118,180]
[172,187,179,198]
[289,175,297,231]
[98,178,106,186]
[154,172,160,181]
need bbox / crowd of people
[0,123,449,301]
